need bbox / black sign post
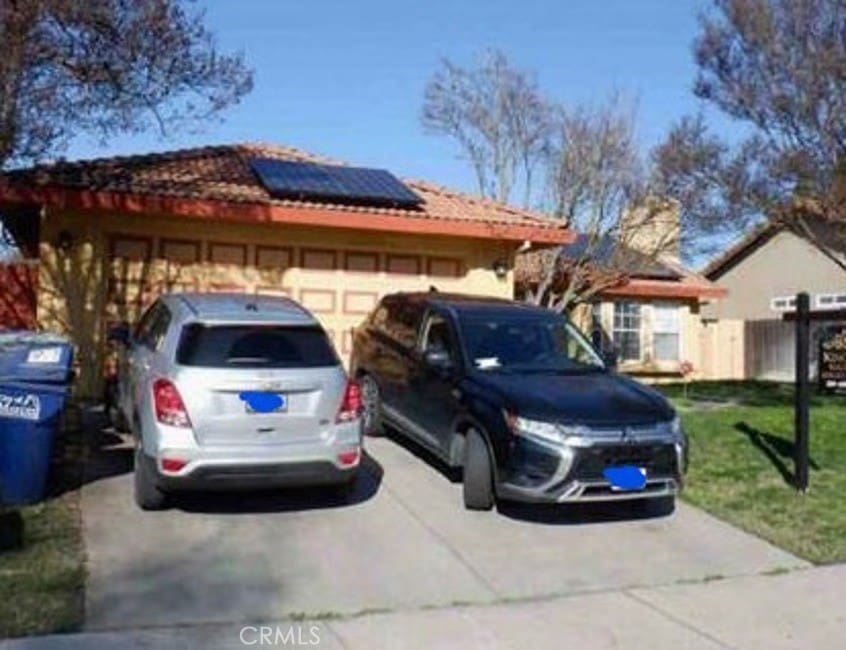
[785,300,846,492]
[794,292,811,492]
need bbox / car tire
[134,447,168,511]
[360,374,384,437]
[463,429,495,511]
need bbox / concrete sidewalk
[4,564,845,649]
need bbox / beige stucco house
[704,222,846,320]
[703,220,846,380]
[0,143,572,397]
[516,207,727,382]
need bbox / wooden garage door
[105,233,465,364]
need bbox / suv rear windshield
[176,324,339,368]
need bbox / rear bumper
[149,456,358,491]
[139,420,362,491]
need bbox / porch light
[492,258,509,279]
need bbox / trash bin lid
[0,331,74,385]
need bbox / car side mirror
[107,322,130,346]
[425,348,453,370]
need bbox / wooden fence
[0,262,37,330]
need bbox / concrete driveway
[79,429,806,636]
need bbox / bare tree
[421,50,551,207]
[520,97,677,313]
[655,0,846,267]
[0,0,253,170]
[652,114,777,258]
[423,53,679,312]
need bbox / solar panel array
[250,158,422,208]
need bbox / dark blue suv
[350,292,687,511]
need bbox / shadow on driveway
[498,496,675,525]
[376,428,675,525]
[49,403,133,499]
[380,427,462,483]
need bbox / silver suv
[113,293,362,510]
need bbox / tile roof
[0,143,570,241]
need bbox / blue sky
[66,0,737,197]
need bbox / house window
[770,296,797,312]
[653,303,680,362]
[816,293,846,310]
[613,302,641,362]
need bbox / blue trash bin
[0,333,74,506]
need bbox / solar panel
[250,158,422,208]
[562,234,682,280]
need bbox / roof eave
[701,223,780,280]
[0,185,574,245]
[600,280,727,301]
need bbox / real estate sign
[819,326,846,390]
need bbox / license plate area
[240,391,287,414]
[604,466,647,491]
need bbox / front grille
[571,444,677,480]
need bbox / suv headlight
[505,414,563,445]
[656,415,685,440]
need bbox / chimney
[621,197,680,263]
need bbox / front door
[406,311,461,456]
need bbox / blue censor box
[603,466,647,492]
[240,391,286,414]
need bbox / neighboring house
[516,227,726,382]
[0,143,572,396]
[702,220,846,380]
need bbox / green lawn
[658,381,846,565]
[0,409,86,639]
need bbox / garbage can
[0,332,74,506]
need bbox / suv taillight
[153,378,191,428]
[336,380,362,423]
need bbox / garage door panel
[160,238,201,264]
[106,233,477,372]
[208,282,249,294]
[208,242,248,266]
[110,236,152,262]
[427,257,464,278]
[386,254,422,275]
[256,246,292,270]
[299,288,336,314]
[341,329,354,355]
[343,291,379,315]
[344,251,380,273]
[301,248,337,271]
[256,285,293,298]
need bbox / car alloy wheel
[359,374,383,436]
